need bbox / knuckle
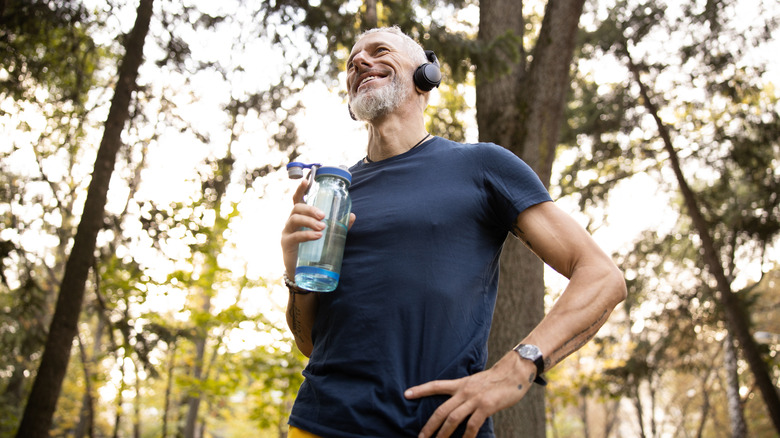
[466,414,485,433]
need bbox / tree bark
[477,0,586,436]
[723,331,748,438]
[183,297,210,438]
[73,330,96,438]
[161,341,177,438]
[625,51,780,434]
[14,1,154,436]
[363,0,377,30]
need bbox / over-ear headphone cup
[414,63,441,92]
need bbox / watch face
[518,344,542,360]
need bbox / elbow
[297,342,313,358]
[608,265,628,306]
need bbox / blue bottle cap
[316,166,352,185]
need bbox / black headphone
[413,50,442,91]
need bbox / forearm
[523,263,626,372]
[286,291,318,357]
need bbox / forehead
[349,31,406,57]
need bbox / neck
[365,110,428,162]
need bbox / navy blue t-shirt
[289,137,552,437]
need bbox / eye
[375,47,389,55]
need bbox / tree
[1,2,104,430]
[558,0,780,433]
[15,0,155,435]
[476,1,589,435]
[3,1,348,436]
[627,47,780,429]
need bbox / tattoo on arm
[290,292,301,337]
[511,224,533,250]
[512,223,549,265]
[289,292,308,343]
[516,370,536,392]
[548,309,609,370]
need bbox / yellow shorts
[288,426,322,438]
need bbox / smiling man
[280,26,627,438]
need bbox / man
[280,26,627,438]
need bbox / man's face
[346,32,416,120]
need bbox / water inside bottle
[295,220,348,292]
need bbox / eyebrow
[347,41,391,67]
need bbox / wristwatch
[513,343,547,386]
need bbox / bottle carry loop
[287,162,321,199]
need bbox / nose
[347,51,371,92]
[351,50,372,70]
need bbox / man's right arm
[280,179,355,356]
[285,289,318,357]
[281,179,325,357]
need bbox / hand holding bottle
[281,168,355,292]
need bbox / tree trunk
[73,330,95,438]
[14,1,154,436]
[183,296,211,438]
[694,375,710,438]
[477,0,586,436]
[626,51,780,433]
[161,340,177,438]
[111,357,126,438]
[363,0,377,30]
[632,384,648,438]
[579,387,590,438]
[723,332,748,438]
[133,363,141,438]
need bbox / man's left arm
[405,201,627,438]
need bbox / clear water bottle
[295,166,352,292]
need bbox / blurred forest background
[1,0,778,437]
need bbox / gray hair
[357,26,428,66]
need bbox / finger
[418,395,464,438]
[463,410,489,438]
[347,213,356,230]
[432,400,476,438]
[282,228,323,246]
[283,209,326,233]
[292,178,310,204]
[405,380,458,400]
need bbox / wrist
[284,273,313,295]
[513,343,547,386]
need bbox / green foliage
[550,0,780,434]
[0,0,103,103]
[1,0,777,436]
[2,1,312,435]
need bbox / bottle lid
[316,166,352,185]
[286,162,305,179]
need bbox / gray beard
[350,75,407,121]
